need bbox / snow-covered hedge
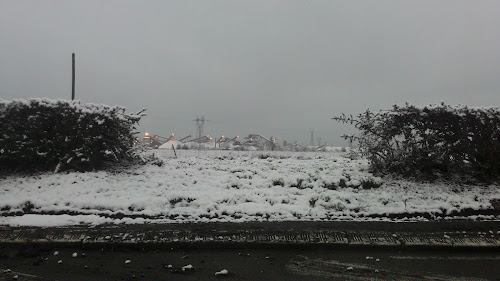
[333,103,500,182]
[0,98,145,172]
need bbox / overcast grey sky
[1,1,499,145]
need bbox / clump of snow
[0,214,113,227]
[215,269,228,276]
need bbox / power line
[193,115,209,139]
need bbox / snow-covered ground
[0,150,498,226]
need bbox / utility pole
[72,53,75,100]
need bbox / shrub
[0,98,146,172]
[360,178,383,189]
[272,179,285,187]
[333,103,500,182]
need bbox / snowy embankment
[0,150,498,226]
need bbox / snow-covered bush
[333,103,500,182]
[0,98,146,172]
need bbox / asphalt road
[1,221,500,280]
[1,245,499,280]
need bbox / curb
[1,221,499,250]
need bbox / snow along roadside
[1,150,498,226]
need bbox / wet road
[1,245,499,280]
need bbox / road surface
[1,221,499,280]
[1,245,499,280]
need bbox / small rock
[125,260,131,264]
[58,260,62,264]
[265,256,270,259]
[53,251,59,256]
[3,269,11,274]
[366,256,373,260]
[375,270,379,273]
[167,264,172,269]
[376,258,380,262]
[181,255,189,259]
[182,264,194,271]
[346,266,353,271]
[392,234,398,237]
[72,252,78,258]
[13,275,18,280]
[82,253,86,257]
[215,269,228,276]
[444,235,450,239]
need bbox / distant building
[158,139,183,149]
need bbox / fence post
[172,144,177,158]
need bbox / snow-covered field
[1,150,498,226]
